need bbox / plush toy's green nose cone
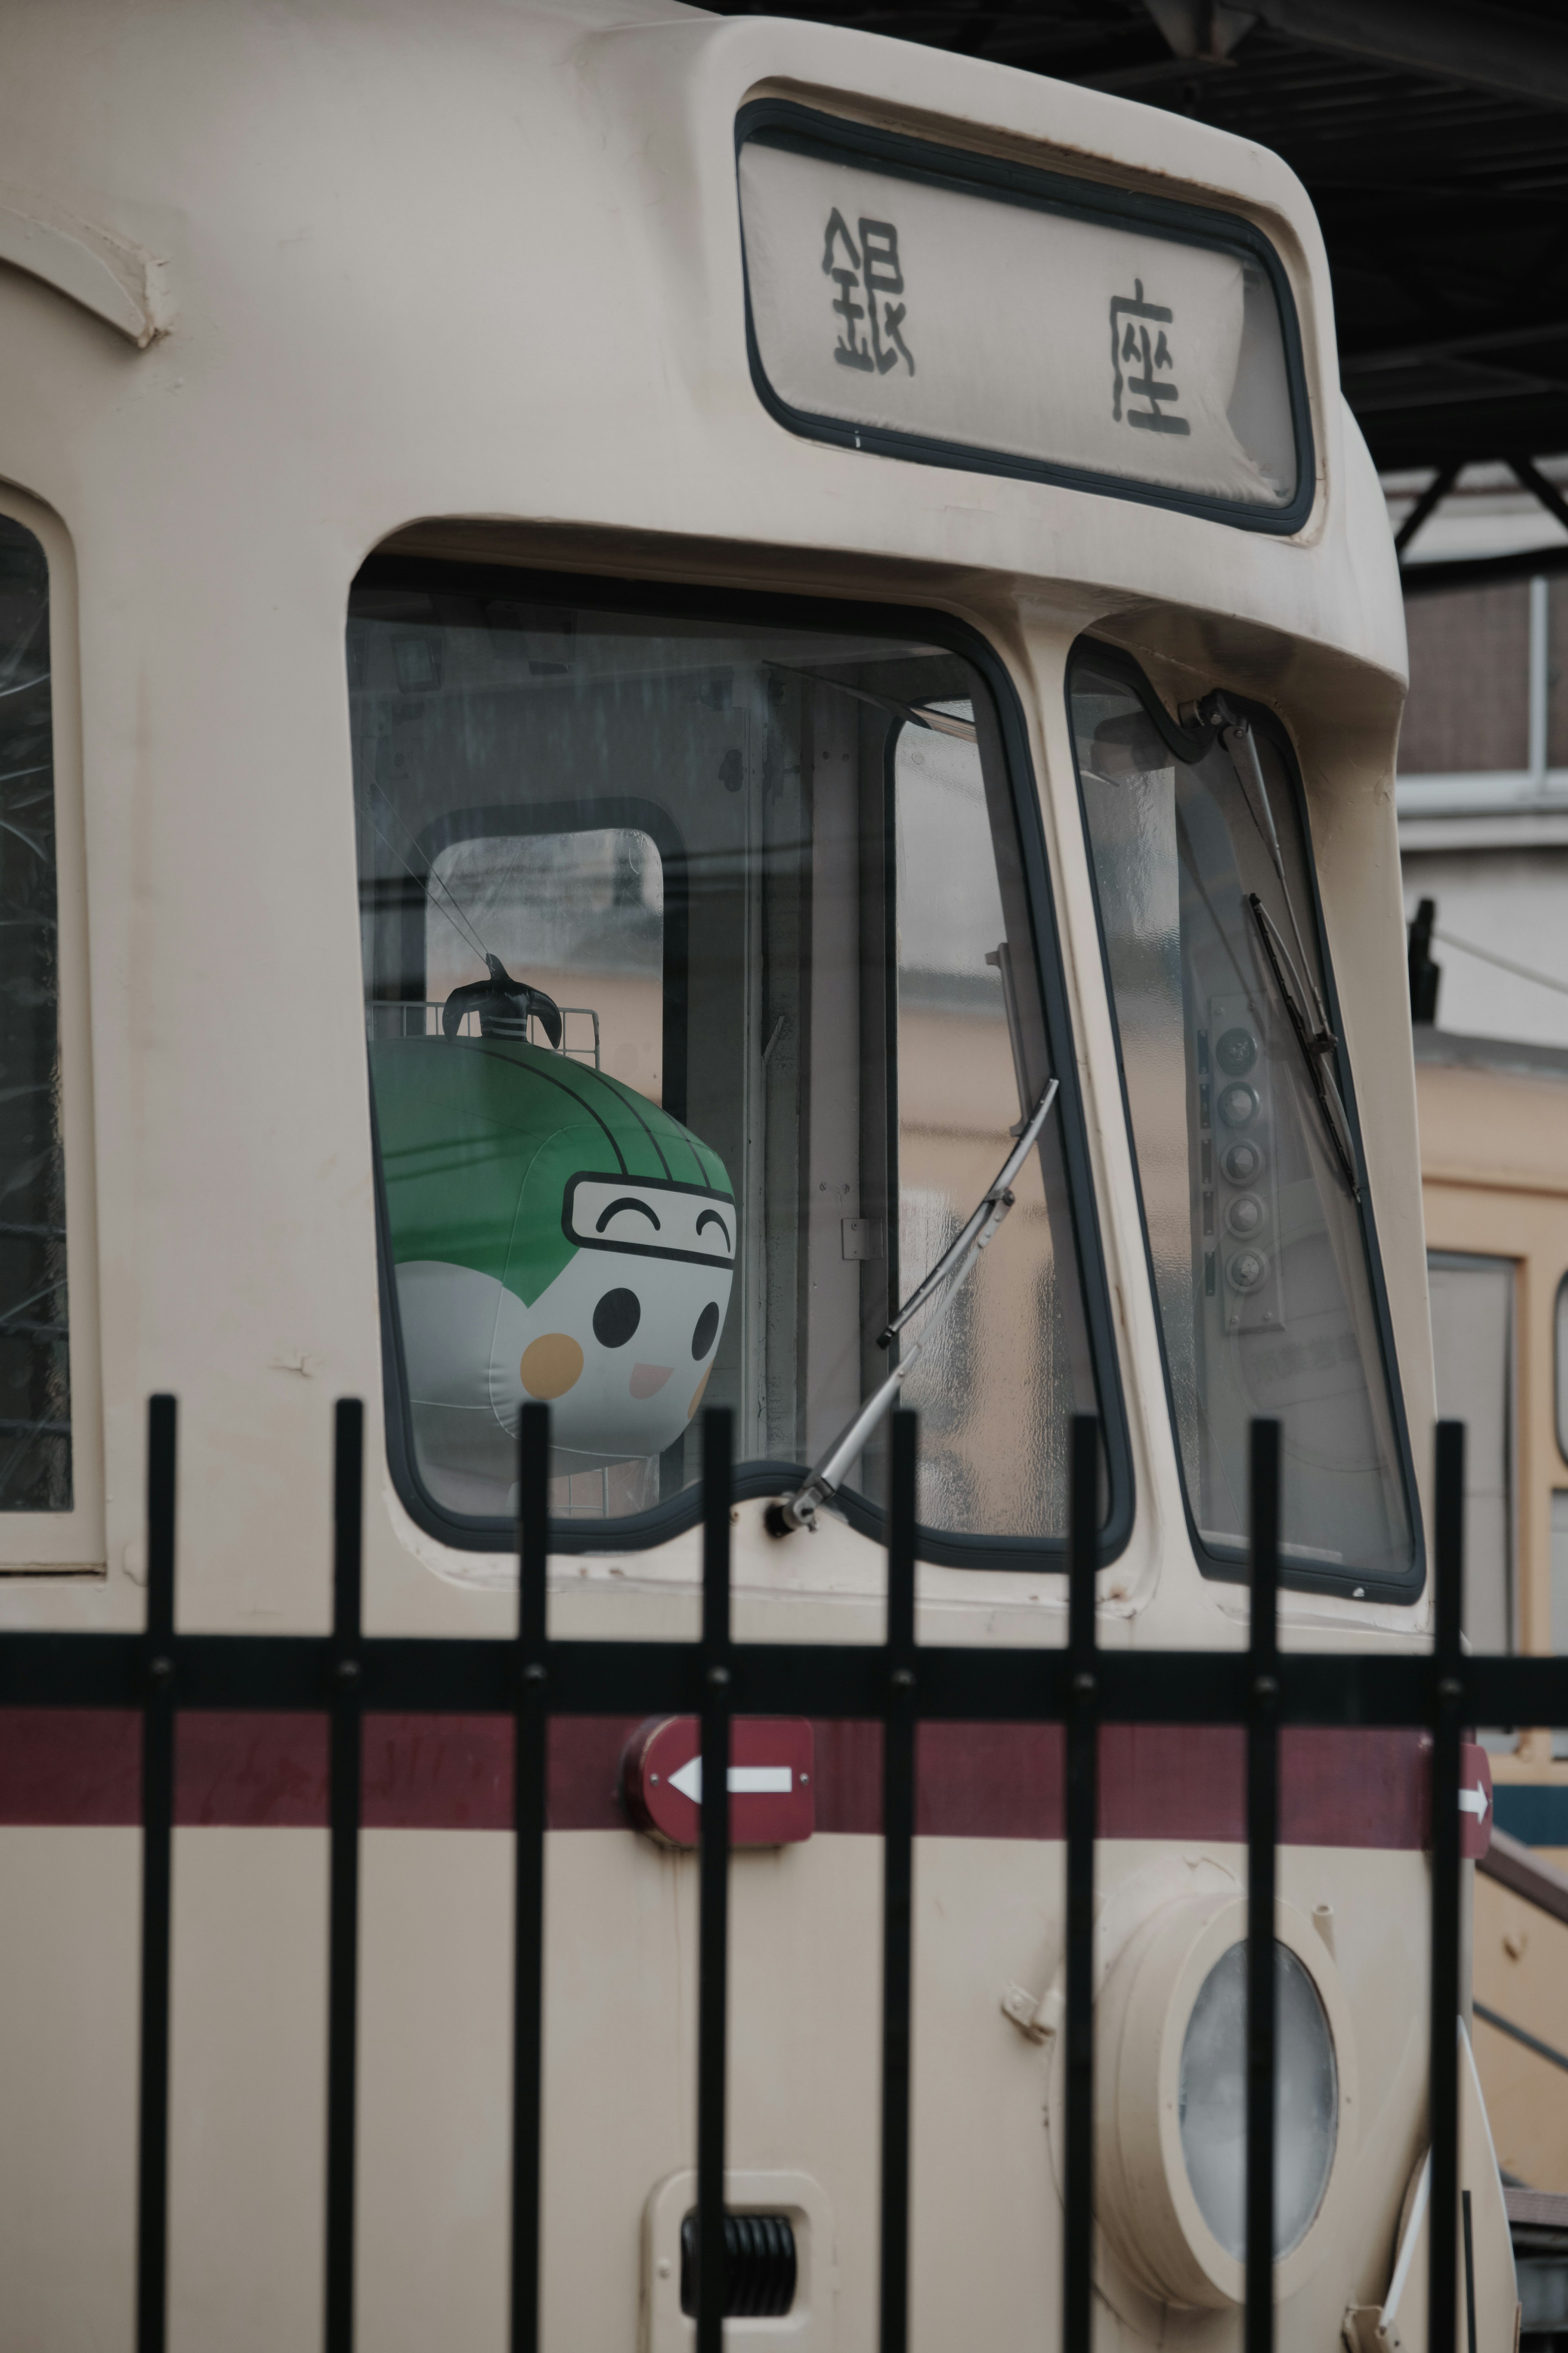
[370,1037,733,1308]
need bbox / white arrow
[1459,1782,1490,1822]
[666,1757,795,1804]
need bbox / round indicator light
[1227,1248,1269,1294]
[1217,1083,1259,1129]
[1225,1193,1266,1240]
[1215,1027,1258,1078]
[1221,1139,1264,1184]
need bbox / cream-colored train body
[1418,1033,1568,2195]
[0,3,1513,2349]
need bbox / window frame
[735,98,1316,538]
[413,796,688,1125]
[0,484,104,1571]
[1427,1248,1516,1657]
[1066,636,1423,1604]
[353,555,1133,1566]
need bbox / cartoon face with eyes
[370,1035,735,1508]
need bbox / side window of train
[1070,644,1418,1599]
[1428,1253,1514,1662]
[348,575,1124,1556]
[0,502,101,1566]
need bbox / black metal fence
[0,1397,1556,2352]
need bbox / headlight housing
[1060,1892,1356,2310]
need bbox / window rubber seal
[353,551,1133,1568]
[1065,634,1425,1605]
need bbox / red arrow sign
[1459,1741,1493,1860]
[622,1717,814,1848]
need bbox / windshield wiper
[1211,699,1332,1039]
[1200,694,1359,1199]
[767,1080,1059,1535]
[1247,894,1359,1199]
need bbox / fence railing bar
[878,1410,918,2353]
[1062,1414,1099,2353]
[325,1398,365,2353]
[511,1402,551,2353]
[1245,1418,1281,2353]
[1429,1420,1466,2353]
[696,1407,734,2353]
[17,1629,1568,1728]
[136,1393,177,2353]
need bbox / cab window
[1071,645,1416,1594]
[350,569,1120,1553]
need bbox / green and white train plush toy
[371,1033,735,1500]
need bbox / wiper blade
[1210,697,1332,1039]
[1199,690,1359,1198]
[768,1080,1060,1535]
[1247,893,1359,1200]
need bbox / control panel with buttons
[1200,994,1285,1335]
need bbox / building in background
[1397,461,1568,1045]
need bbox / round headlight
[1052,1887,1356,2312]
[1178,1940,1338,2261]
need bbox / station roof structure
[713,0,1568,587]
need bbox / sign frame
[735,98,1316,536]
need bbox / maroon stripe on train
[0,1708,1430,1846]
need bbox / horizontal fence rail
[0,1399,1565,2349]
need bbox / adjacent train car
[1418,1021,1568,2197]
[0,2,1519,2346]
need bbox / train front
[0,1,1513,2346]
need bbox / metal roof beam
[1343,320,1568,380]
[1245,0,1568,112]
[1402,539,1568,598]
[1393,463,1459,559]
[1508,455,1568,538]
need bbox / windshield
[349,574,1112,1550]
[1071,649,1414,1591]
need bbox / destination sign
[737,111,1307,529]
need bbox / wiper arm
[1247,894,1359,1200]
[781,667,979,744]
[880,1080,1060,1349]
[767,1081,1059,1535]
